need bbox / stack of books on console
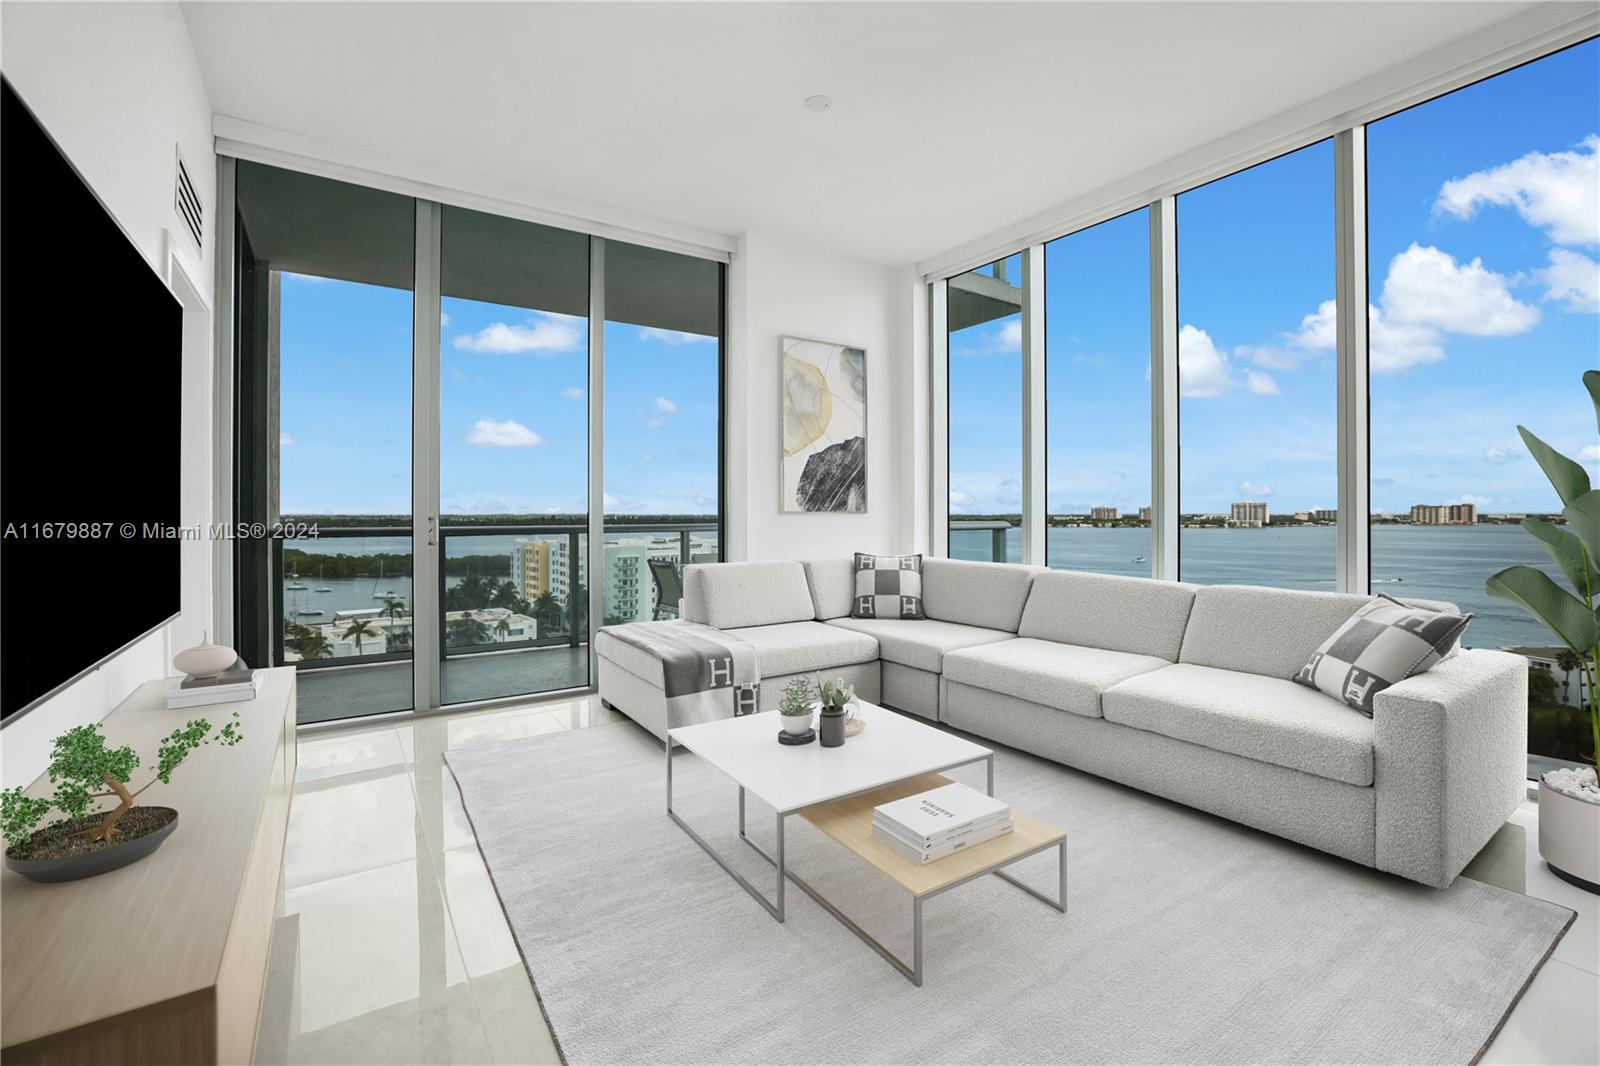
[167,658,261,710]
[872,782,1012,865]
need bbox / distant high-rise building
[1409,504,1463,525]
[1310,508,1337,522]
[1091,506,1119,522]
[1138,506,1152,523]
[1449,502,1478,524]
[510,539,552,602]
[1229,501,1268,527]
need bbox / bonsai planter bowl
[1538,779,1599,894]
[5,807,179,883]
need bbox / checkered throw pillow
[851,553,925,619]
[1293,594,1472,716]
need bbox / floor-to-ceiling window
[602,241,723,623]
[1044,209,1151,575]
[1368,39,1600,773]
[948,253,1024,562]
[438,206,591,704]
[1176,140,1338,588]
[231,165,725,723]
[235,161,417,723]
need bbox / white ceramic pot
[172,632,238,679]
[1539,777,1600,894]
[780,713,813,735]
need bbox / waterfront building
[1228,501,1268,527]
[1310,508,1336,522]
[1138,506,1151,522]
[1410,504,1477,525]
[1091,506,1119,521]
[510,539,553,602]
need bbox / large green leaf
[1518,425,1591,505]
[1564,491,1600,580]
[1522,517,1600,596]
[1584,369,1599,434]
[1486,565,1599,653]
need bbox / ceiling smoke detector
[804,95,832,113]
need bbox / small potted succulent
[817,677,856,747]
[777,676,816,736]
[1,714,243,883]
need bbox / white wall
[726,231,921,562]
[1,2,215,788]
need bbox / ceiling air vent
[174,147,202,249]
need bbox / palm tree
[297,631,332,660]
[1556,648,1585,706]
[380,596,406,621]
[449,616,489,647]
[343,618,376,656]
[494,617,511,643]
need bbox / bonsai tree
[1485,369,1600,768]
[1,713,242,854]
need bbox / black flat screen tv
[1,78,183,722]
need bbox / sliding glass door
[228,163,724,724]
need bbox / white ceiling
[182,2,1544,266]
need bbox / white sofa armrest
[1372,648,1528,887]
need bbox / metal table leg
[666,739,787,921]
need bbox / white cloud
[1434,134,1600,246]
[646,417,665,429]
[452,312,583,354]
[603,491,621,509]
[949,488,974,514]
[560,386,585,400]
[1379,243,1539,337]
[1237,481,1272,497]
[1368,304,1446,373]
[1450,494,1497,507]
[654,396,678,414]
[639,327,715,345]
[439,312,450,327]
[464,418,543,447]
[1244,370,1280,396]
[1482,445,1512,463]
[279,432,296,447]
[998,319,1022,352]
[1178,324,1234,397]
[1537,248,1600,314]
[1579,444,1600,463]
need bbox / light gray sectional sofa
[595,557,1528,888]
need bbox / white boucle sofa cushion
[1102,663,1375,787]
[1018,570,1196,661]
[1179,584,1371,679]
[826,617,1014,674]
[921,558,1042,633]
[942,638,1170,719]
[720,620,879,678]
[801,558,857,620]
[682,561,817,631]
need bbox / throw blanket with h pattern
[601,621,760,720]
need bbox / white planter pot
[1538,778,1600,894]
[780,713,813,735]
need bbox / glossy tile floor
[256,695,1600,1065]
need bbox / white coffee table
[666,701,1066,985]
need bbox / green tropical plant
[1555,647,1585,705]
[1485,369,1600,767]
[342,618,376,656]
[1,715,243,854]
[380,596,406,621]
[493,617,511,642]
[296,630,332,660]
[778,677,815,717]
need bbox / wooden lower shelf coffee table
[794,771,1066,986]
[666,703,1066,986]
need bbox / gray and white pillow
[1293,594,1472,716]
[851,553,925,619]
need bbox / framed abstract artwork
[781,336,867,512]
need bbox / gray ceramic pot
[4,808,179,883]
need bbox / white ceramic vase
[172,632,238,679]
[1538,775,1600,894]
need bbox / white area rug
[446,720,1572,1065]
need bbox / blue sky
[277,280,719,516]
[950,38,1599,517]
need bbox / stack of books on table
[167,658,261,710]
[872,782,1012,865]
